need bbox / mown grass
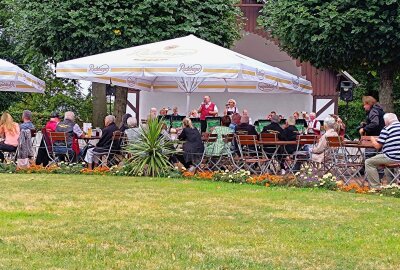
[0,174,399,270]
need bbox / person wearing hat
[45,112,61,132]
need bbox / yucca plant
[124,117,176,177]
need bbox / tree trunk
[92,82,107,127]
[379,66,395,113]
[113,86,128,127]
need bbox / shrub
[338,101,366,139]
[379,184,400,198]
[123,118,176,177]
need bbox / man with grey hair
[56,111,85,146]
[20,110,35,130]
[235,115,257,135]
[54,111,85,160]
[85,115,119,169]
[307,112,321,135]
[365,113,400,188]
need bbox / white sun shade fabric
[56,35,312,95]
[0,59,45,93]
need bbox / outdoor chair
[217,133,241,172]
[259,133,279,174]
[381,163,400,185]
[287,134,319,173]
[48,131,74,163]
[30,128,38,158]
[196,133,219,171]
[326,136,364,184]
[92,131,123,168]
[236,134,268,175]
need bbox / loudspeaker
[340,81,353,102]
[106,84,116,96]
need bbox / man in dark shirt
[84,115,119,169]
[283,116,299,154]
[262,115,286,140]
[262,115,287,173]
[235,115,258,135]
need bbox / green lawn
[0,175,399,270]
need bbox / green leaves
[124,118,176,177]
[6,0,242,65]
[259,0,400,72]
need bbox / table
[79,136,101,146]
[257,141,299,174]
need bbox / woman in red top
[45,112,61,132]
[0,112,20,162]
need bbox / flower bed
[1,162,399,198]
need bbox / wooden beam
[316,99,335,117]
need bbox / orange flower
[196,171,214,179]
[182,171,195,178]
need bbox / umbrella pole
[186,93,190,116]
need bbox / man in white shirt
[307,112,321,135]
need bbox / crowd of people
[0,95,399,189]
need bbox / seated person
[262,115,286,140]
[119,113,132,133]
[365,113,400,189]
[229,113,241,132]
[242,109,253,124]
[262,115,287,172]
[159,108,168,116]
[283,116,298,154]
[307,112,321,135]
[45,112,61,132]
[330,114,346,137]
[0,113,20,162]
[36,112,61,166]
[235,115,258,135]
[189,109,199,118]
[85,115,119,169]
[206,115,233,156]
[125,117,140,142]
[170,106,181,117]
[177,118,204,172]
[20,110,35,130]
[54,111,85,159]
[310,116,338,163]
[148,107,157,120]
[266,111,277,121]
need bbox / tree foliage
[8,70,92,124]
[5,0,242,125]
[7,0,242,64]
[259,0,400,112]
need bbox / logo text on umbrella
[88,64,110,75]
[179,63,202,75]
[0,81,16,89]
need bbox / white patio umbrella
[0,59,45,93]
[56,35,312,114]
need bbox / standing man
[198,95,218,132]
[307,112,320,135]
[365,113,400,189]
[359,96,385,136]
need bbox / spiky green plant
[124,117,176,177]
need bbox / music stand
[205,117,221,132]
